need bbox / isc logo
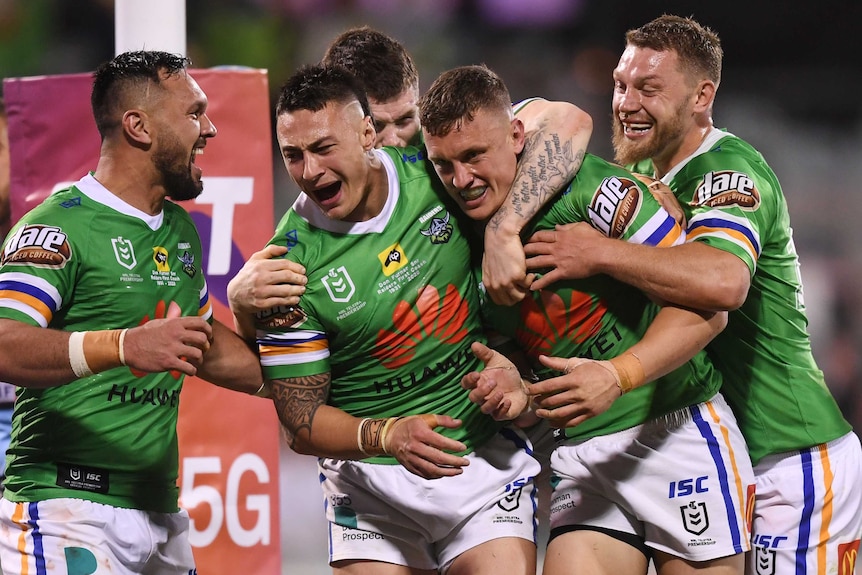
[668,476,708,498]
[753,534,788,549]
[588,176,641,238]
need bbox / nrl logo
[754,546,776,575]
[112,236,136,270]
[680,501,709,535]
[322,266,355,303]
[420,211,452,244]
[497,486,522,512]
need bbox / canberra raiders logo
[420,211,452,244]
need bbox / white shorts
[320,427,541,571]
[750,430,862,575]
[0,497,196,575]
[549,393,754,561]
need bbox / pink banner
[3,68,281,573]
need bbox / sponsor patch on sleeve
[1,224,72,268]
[588,176,642,238]
[690,170,760,209]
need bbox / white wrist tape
[68,331,94,378]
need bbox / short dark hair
[625,15,722,86]
[91,50,191,138]
[276,64,371,118]
[322,26,418,103]
[419,65,511,137]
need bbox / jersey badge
[256,303,308,329]
[152,246,170,273]
[177,249,197,278]
[400,149,425,163]
[322,266,355,303]
[59,196,82,209]
[690,170,760,210]
[680,500,710,536]
[112,236,137,270]
[754,546,776,575]
[285,229,299,251]
[1,224,72,269]
[588,176,642,238]
[419,210,452,244]
[378,243,409,277]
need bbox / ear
[511,117,526,155]
[360,115,376,151]
[122,109,152,145]
[693,80,716,114]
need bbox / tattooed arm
[270,373,470,479]
[483,100,592,306]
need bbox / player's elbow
[707,267,750,311]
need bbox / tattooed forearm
[490,129,584,231]
[271,373,330,450]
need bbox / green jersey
[0,174,211,512]
[486,154,721,441]
[630,128,851,464]
[257,147,499,463]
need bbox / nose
[377,127,404,148]
[302,152,324,181]
[200,113,217,138]
[452,162,473,190]
[616,88,640,115]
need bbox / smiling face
[150,70,216,201]
[611,45,696,172]
[424,106,525,222]
[370,86,421,148]
[277,99,379,222]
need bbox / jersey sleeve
[678,150,771,276]
[255,220,330,381]
[549,156,686,247]
[0,216,77,328]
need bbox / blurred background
[2,0,860,573]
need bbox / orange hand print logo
[373,284,469,369]
[516,290,605,356]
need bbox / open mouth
[313,181,342,203]
[623,121,652,136]
[460,186,486,202]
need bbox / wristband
[118,328,128,365]
[379,416,402,455]
[68,331,93,378]
[357,417,388,456]
[69,329,125,378]
[609,352,644,394]
[357,418,371,456]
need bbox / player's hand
[481,228,535,306]
[123,301,213,376]
[633,174,686,226]
[227,245,307,314]
[461,342,529,421]
[524,222,608,291]
[384,414,469,480]
[527,354,621,428]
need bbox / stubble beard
[612,100,689,167]
[155,134,203,202]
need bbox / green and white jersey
[0,174,212,512]
[485,154,721,441]
[630,128,851,464]
[257,147,499,463]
